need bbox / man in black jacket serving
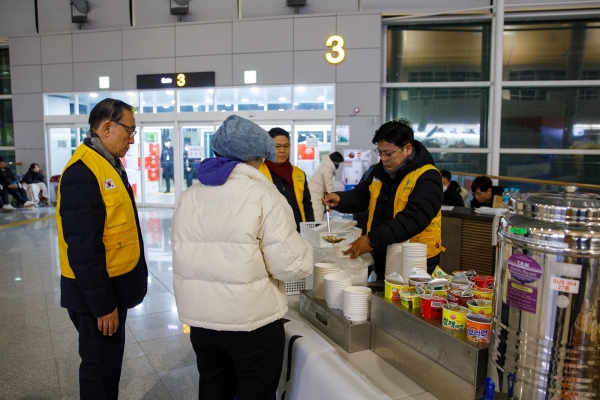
[323,119,443,279]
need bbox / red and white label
[550,276,580,294]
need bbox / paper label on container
[507,254,542,284]
[507,279,538,314]
[550,277,580,294]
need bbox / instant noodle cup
[466,314,492,343]
[420,295,447,319]
[472,287,494,300]
[442,304,469,330]
[385,280,410,300]
[473,275,494,289]
[467,299,493,318]
[400,289,421,309]
[447,288,473,307]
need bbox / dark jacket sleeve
[334,176,372,214]
[0,169,14,186]
[22,171,41,184]
[368,170,443,249]
[302,176,315,222]
[443,181,464,207]
[59,161,117,318]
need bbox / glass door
[293,123,333,180]
[181,124,215,189]
[140,125,175,206]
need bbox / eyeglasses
[112,120,137,138]
[473,191,486,198]
[275,144,291,150]
[374,146,402,159]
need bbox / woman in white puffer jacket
[308,151,343,221]
[172,115,313,399]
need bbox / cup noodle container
[442,304,470,331]
[472,287,494,301]
[420,295,447,319]
[467,299,493,318]
[466,314,492,344]
[313,263,339,299]
[446,289,473,308]
[473,275,494,290]
[385,280,410,300]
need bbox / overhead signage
[137,72,215,89]
[326,35,345,64]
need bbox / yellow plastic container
[400,289,421,309]
[442,304,469,330]
[384,280,411,300]
[467,299,493,318]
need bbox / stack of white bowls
[323,271,352,310]
[385,243,404,277]
[342,286,372,321]
[401,243,428,281]
[313,263,339,299]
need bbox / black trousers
[162,165,173,191]
[190,319,285,400]
[68,309,128,400]
[6,187,28,205]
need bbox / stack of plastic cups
[385,243,404,276]
[401,243,428,281]
[323,271,352,310]
[342,286,372,321]
[313,263,339,299]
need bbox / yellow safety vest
[57,145,141,279]
[366,164,443,259]
[259,162,307,222]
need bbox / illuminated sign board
[136,72,215,89]
[325,35,345,64]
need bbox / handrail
[450,171,600,191]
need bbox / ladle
[321,191,345,244]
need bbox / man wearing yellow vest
[259,127,314,231]
[57,98,148,399]
[323,119,443,279]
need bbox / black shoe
[164,191,171,193]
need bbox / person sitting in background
[22,163,50,206]
[470,175,504,208]
[440,169,464,207]
[259,128,314,231]
[0,158,36,208]
[308,151,344,221]
[0,184,16,211]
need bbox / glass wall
[0,99,14,147]
[0,47,10,95]
[0,45,14,162]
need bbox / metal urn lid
[510,186,600,225]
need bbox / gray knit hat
[211,115,276,162]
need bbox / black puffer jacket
[270,172,314,232]
[334,141,442,273]
[59,145,148,318]
[22,170,45,184]
[443,180,464,207]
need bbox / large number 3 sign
[325,35,345,64]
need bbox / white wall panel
[41,34,73,65]
[233,18,293,53]
[302,0,358,14]
[176,22,232,56]
[293,16,336,51]
[337,14,381,49]
[10,65,42,94]
[8,37,41,66]
[0,1,37,37]
[361,0,487,13]
[73,61,123,91]
[294,51,336,84]
[336,83,381,117]
[37,0,71,34]
[72,30,122,63]
[336,48,381,83]
[232,52,293,85]
[335,116,381,151]
[79,0,130,31]
[123,26,175,60]
[42,64,74,93]
[241,0,292,18]
[188,0,238,22]
[176,55,233,87]
[11,94,44,122]
[14,121,45,149]
[123,58,176,89]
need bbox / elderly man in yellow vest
[56,98,148,399]
[259,127,314,231]
[323,119,443,279]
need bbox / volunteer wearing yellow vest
[57,98,148,399]
[259,127,314,231]
[324,119,444,279]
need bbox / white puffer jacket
[172,163,313,332]
[308,154,336,221]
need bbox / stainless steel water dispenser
[488,187,600,400]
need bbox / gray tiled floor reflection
[0,207,194,399]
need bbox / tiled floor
[0,206,437,400]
